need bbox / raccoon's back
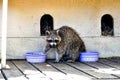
[58,26,86,52]
[58,26,82,41]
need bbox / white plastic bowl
[26,52,46,63]
[79,52,99,62]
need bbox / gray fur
[45,26,86,62]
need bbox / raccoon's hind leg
[66,42,80,62]
[67,50,79,63]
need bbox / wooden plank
[99,59,120,69]
[33,63,70,80]
[1,59,119,80]
[2,61,27,80]
[85,62,110,68]
[68,62,118,79]
[48,62,93,80]
[107,58,120,64]
[84,62,118,78]
[92,78,120,80]
[13,61,50,80]
[0,70,4,80]
[98,59,120,77]
[68,62,95,70]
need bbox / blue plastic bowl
[26,52,46,63]
[79,52,99,62]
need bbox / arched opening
[40,14,53,36]
[101,14,114,36]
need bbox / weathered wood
[48,62,93,80]
[98,59,120,77]
[33,63,70,80]
[85,62,110,68]
[13,61,50,80]
[92,78,120,80]
[99,59,120,69]
[1,58,120,80]
[0,70,4,80]
[84,61,119,78]
[1,61,27,80]
[67,62,117,79]
[107,58,120,64]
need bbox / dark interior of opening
[40,14,53,36]
[101,14,114,36]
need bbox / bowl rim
[80,52,99,54]
[26,52,46,56]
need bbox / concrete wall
[0,0,120,59]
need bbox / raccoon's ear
[46,30,50,35]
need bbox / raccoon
[45,26,86,62]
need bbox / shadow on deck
[0,58,120,80]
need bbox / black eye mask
[47,40,52,42]
[54,40,59,43]
[47,40,59,43]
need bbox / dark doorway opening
[40,14,53,36]
[101,14,114,36]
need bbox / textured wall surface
[0,0,120,59]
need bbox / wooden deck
[0,58,120,80]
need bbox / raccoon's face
[46,30,61,48]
